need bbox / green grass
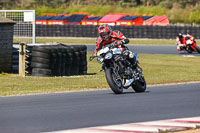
[35,38,200,45]
[14,37,188,45]
[0,53,200,96]
[36,37,200,45]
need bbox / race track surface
[1,44,199,133]
[87,45,200,56]
[0,82,200,133]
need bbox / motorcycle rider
[91,24,136,67]
[176,33,195,51]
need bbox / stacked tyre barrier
[0,23,15,73]
[26,44,87,77]
[36,25,200,39]
[12,45,19,73]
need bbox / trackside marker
[43,117,200,133]
[174,120,200,123]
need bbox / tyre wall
[12,45,19,73]
[26,44,87,77]
[36,25,200,39]
[0,24,14,73]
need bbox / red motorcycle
[182,37,200,53]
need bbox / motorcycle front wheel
[186,46,193,53]
[105,68,123,94]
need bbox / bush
[35,6,65,16]
[134,6,168,16]
[189,11,200,24]
[159,0,173,9]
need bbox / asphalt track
[0,82,200,133]
[0,44,199,133]
[87,44,200,56]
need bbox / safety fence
[0,10,36,44]
[36,25,200,39]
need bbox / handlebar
[89,56,95,61]
[90,41,125,61]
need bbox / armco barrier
[25,44,87,77]
[36,25,200,39]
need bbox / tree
[140,0,165,6]
[159,0,173,9]
[120,0,141,7]
[50,0,70,7]
[175,0,200,8]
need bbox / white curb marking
[44,116,200,133]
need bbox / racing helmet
[98,24,112,41]
[178,32,183,38]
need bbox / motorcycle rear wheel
[105,68,123,94]
[132,73,146,93]
[194,46,200,53]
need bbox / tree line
[0,0,200,9]
[1,0,200,24]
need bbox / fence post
[19,43,26,77]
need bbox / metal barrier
[0,10,36,44]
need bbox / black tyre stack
[26,44,87,77]
[79,45,87,75]
[12,45,19,73]
[36,24,200,39]
[25,45,33,76]
[70,45,80,75]
[31,45,51,77]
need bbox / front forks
[112,67,122,81]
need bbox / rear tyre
[132,74,146,92]
[32,46,50,53]
[31,57,50,64]
[194,46,200,53]
[31,62,49,69]
[105,68,123,94]
[32,51,49,58]
[32,68,51,76]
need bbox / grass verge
[36,38,200,45]
[35,37,177,45]
[0,53,200,96]
[14,37,200,45]
[14,37,196,45]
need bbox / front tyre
[186,46,193,53]
[105,68,123,94]
[132,73,146,93]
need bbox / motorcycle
[90,42,146,94]
[182,37,200,53]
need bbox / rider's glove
[118,40,125,46]
[111,42,118,48]
[89,55,95,61]
[90,53,97,61]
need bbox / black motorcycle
[90,43,146,94]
